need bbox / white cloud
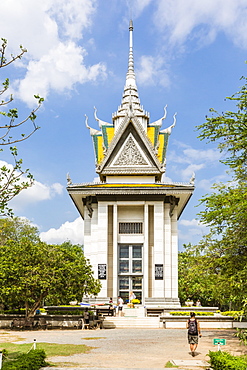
[0,159,63,211]
[197,173,229,191]
[170,141,222,164]
[48,0,96,40]
[180,164,205,182]
[126,0,153,18]
[178,218,208,246]
[168,141,223,181]
[40,217,84,245]
[0,0,106,107]
[162,175,173,183]
[9,180,63,211]
[15,41,106,106]
[180,218,203,227]
[154,0,247,49]
[183,147,222,163]
[137,55,170,87]
[0,160,14,171]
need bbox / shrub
[169,311,214,316]
[2,349,48,370]
[221,311,242,319]
[2,308,26,315]
[208,351,247,370]
[236,329,247,345]
[45,310,83,315]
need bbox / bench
[77,315,105,330]
[11,318,36,330]
[10,317,52,330]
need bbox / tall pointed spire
[125,20,136,89]
[112,20,149,131]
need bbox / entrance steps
[103,316,160,329]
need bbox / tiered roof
[85,20,176,182]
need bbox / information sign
[155,264,163,280]
[213,338,226,345]
[98,264,107,279]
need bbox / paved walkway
[1,328,247,369]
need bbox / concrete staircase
[103,316,161,329]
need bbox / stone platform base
[103,316,161,329]
[144,297,180,307]
[162,315,236,329]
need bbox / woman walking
[186,312,202,356]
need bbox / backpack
[188,319,198,335]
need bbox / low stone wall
[233,322,247,329]
[1,314,246,330]
[146,306,218,317]
[161,315,235,329]
[162,306,218,314]
[0,315,19,329]
[0,314,82,330]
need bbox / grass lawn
[83,337,106,340]
[0,342,93,357]
[164,360,178,368]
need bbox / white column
[83,207,91,259]
[164,202,172,298]
[90,204,98,279]
[143,203,149,302]
[153,202,164,297]
[97,202,108,297]
[112,203,118,300]
[171,205,179,299]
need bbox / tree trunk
[26,292,48,318]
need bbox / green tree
[192,71,247,309]
[179,240,247,309]
[197,75,247,181]
[0,38,43,217]
[0,216,40,245]
[0,218,101,317]
[178,244,218,307]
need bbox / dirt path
[0,328,246,369]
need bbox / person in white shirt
[129,291,136,303]
[118,296,124,316]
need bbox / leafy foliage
[0,37,43,216]
[197,74,247,180]
[0,217,40,245]
[178,72,247,310]
[196,74,247,246]
[208,350,247,370]
[0,217,101,317]
[236,328,247,346]
[235,299,247,344]
[220,311,243,319]
[178,244,218,307]
[169,311,214,316]
[0,38,43,146]
[2,349,47,370]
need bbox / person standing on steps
[117,296,124,316]
[186,312,202,357]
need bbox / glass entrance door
[118,244,143,303]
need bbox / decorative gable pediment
[97,118,165,180]
[111,133,150,167]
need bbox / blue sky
[1,0,247,250]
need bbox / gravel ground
[1,328,246,369]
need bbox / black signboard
[155,264,163,280]
[98,264,107,280]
